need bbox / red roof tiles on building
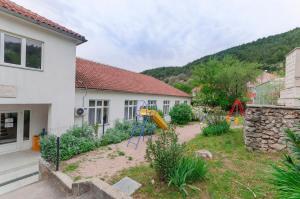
[0,0,86,43]
[76,58,190,98]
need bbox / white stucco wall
[278,48,300,106]
[0,12,78,135]
[75,88,191,134]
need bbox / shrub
[168,156,207,196]
[202,121,230,136]
[146,128,184,181]
[272,128,300,199]
[206,107,226,125]
[40,125,100,163]
[101,120,156,146]
[169,104,192,125]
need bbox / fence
[253,78,284,105]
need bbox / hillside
[142,28,300,83]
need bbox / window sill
[0,63,43,72]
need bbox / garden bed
[61,123,202,182]
[111,129,282,198]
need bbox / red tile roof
[76,58,190,98]
[0,0,86,43]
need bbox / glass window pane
[103,108,109,124]
[97,101,102,106]
[125,100,128,105]
[26,39,42,69]
[104,101,109,106]
[124,107,128,120]
[134,100,137,105]
[89,100,95,107]
[88,108,95,125]
[0,112,18,145]
[4,35,21,65]
[23,110,30,141]
[129,107,132,120]
[96,108,102,124]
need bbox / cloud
[12,0,300,72]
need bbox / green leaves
[192,56,260,109]
[169,104,193,125]
[272,127,300,198]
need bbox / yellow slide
[140,109,168,130]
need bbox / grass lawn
[111,128,282,199]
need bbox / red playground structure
[226,99,244,124]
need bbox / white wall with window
[88,100,109,126]
[148,100,157,109]
[0,32,43,70]
[0,11,80,144]
[124,100,137,120]
[75,89,191,131]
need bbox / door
[0,112,18,152]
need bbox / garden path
[63,122,202,182]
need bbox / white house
[0,0,86,154]
[75,58,191,135]
[0,0,190,155]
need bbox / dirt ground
[63,122,202,182]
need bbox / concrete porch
[0,150,40,195]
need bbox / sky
[12,0,300,72]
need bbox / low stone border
[244,105,300,152]
[39,159,132,199]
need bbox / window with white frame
[124,100,137,120]
[88,100,109,125]
[163,100,170,115]
[175,100,180,105]
[148,100,157,109]
[1,32,43,70]
[184,100,188,104]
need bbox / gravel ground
[63,122,202,182]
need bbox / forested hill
[142,28,300,83]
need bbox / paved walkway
[0,180,68,199]
[63,123,202,181]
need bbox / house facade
[0,0,86,154]
[75,58,191,135]
[0,0,190,154]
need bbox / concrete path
[0,180,68,199]
[63,122,202,181]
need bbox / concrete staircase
[0,163,39,195]
[0,150,40,196]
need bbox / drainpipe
[78,80,88,127]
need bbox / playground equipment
[127,101,168,149]
[140,109,168,130]
[226,99,244,125]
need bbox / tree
[192,56,260,109]
[173,82,192,94]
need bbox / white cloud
[12,0,300,71]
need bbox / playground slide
[140,109,168,130]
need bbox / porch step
[0,164,39,195]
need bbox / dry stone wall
[244,105,300,152]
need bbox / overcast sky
[12,0,300,72]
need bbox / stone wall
[244,105,300,152]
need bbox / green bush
[169,104,192,125]
[146,129,184,181]
[272,128,300,199]
[168,156,207,196]
[40,125,100,163]
[101,120,156,146]
[202,121,230,136]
